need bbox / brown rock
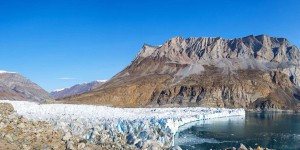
[0,103,14,115]
[60,35,300,110]
[4,134,14,143]
[0,139,19,150]
[78,142,86,149]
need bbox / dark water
[175,112,300,150]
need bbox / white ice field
[0,100,245,147]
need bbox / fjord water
[175,112,300,150]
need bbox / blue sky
[0,0,299,92]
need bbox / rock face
[51,80,106,99]
[63,35,300,110]
[0,71,51,101]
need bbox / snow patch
[96,80,108,82]
[53,88,67,92]
[0,70,16,74]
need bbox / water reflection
[175,112,300,150]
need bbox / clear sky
[0,0,299,92]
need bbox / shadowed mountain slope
[51,80,105,99]
[0,71,51,101]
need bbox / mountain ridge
[62,35,300,110]
[0,71,51,101]
[51,80,106,99]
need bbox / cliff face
[63,35,300,110]
[0,71,51,101]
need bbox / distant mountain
[0,70,51,101]
[51,80,106,99]
[62,35,300,110]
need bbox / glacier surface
[0,100,245,148]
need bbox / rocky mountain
[62,35,300,110]
[51,80,106,99]
[0,71,51,101]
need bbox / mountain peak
[62,35,300,110]
[136,35,298,65]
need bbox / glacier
[0,100,245,148]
